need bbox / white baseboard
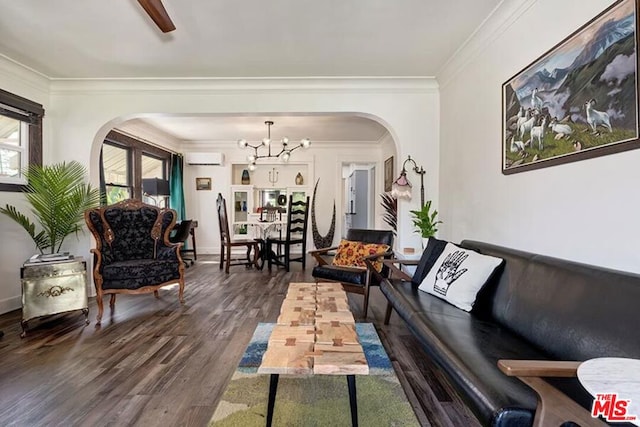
[0,295,21,315]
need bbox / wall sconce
[391,155,425,207]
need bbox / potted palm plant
[1,161,101,255]
[410,200,442,248]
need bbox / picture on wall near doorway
[195,177,211,191]
[384,156,394,192]
[502,0,639,174]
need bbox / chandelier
[237,121,311,171]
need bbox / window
[141,154,168,207]
[102,131,171,205]
[0,89,44,191]
[103,143,132,204]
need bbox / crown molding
[48,76,438,95]
[0,55,50,96]
[436,0,537,89]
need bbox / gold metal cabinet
[20,258,89,337]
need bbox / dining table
[236,219,287,269]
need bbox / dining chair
[216,193,260,273]
[169,219,194,267]
[266,196,310,272]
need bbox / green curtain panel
[169,154,186,221]
[99,146,107,205]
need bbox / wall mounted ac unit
[185,152,224,166]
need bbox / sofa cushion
[461,240,640,361]
[102,259,181,290]
[312,265,367,286]
[412,237,448,286]
[418,242,503,311]
[332,239,362,267]
[332,239,389,272]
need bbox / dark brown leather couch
[380,240,640,427]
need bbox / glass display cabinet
[230,185,253,239]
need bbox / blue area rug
[211,323,419,426]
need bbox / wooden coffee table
[258,282,369,426]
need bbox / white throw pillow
[418,242,503,311]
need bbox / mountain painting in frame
[502,0,639,174]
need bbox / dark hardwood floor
[0,255,480,427]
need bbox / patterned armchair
[85,199,185,324]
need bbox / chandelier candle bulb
[238,120,312,169]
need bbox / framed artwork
[384,156,394,192]
[502,0,639,174]
[195,177,211,191]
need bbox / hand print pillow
[418,242,503,311]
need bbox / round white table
[577,358,640,426]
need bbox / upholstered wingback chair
[85,199,185,324]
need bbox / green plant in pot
[410,200,442,247]
[0,161,101,255]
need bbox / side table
[20,257,89,337]
[395,249,421,277]
[578,358,640,426]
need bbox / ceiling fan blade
[137,0,176,33]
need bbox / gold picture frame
[195,177,211,191]
[384,156,394,192]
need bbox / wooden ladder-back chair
[216,193,260,273]
[267,195,310,272]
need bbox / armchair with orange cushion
[310,228,394,318]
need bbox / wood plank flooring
[0,256,480,427]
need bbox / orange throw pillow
[332,240,363,268]
[332,240,390,272]
[362,242,390,272]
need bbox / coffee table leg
[266,373,279,427]
[347,374,358,427]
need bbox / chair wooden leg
[246,245,251,266]
[96,293,104,324]
[362,285,370,320]
[153,290,159,298]
[285,245,290,272]
[178,277,185,303]
[225,246,231,274]
[109,294,117,307]
[219,244,224,270]
[252,243,260,270]
[384,302,393,325]
[301,243,306,270]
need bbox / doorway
[342,163,376,236]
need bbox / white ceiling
[132,115,389,144]
[0,0,501,143]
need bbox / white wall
[0,74,438,313]
[437,0,640,272]
[0,59,51,313]
[182,142,389,254]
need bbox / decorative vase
[241,169,250,185]
[295,172,304,185]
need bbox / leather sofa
[380,240,640,427]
